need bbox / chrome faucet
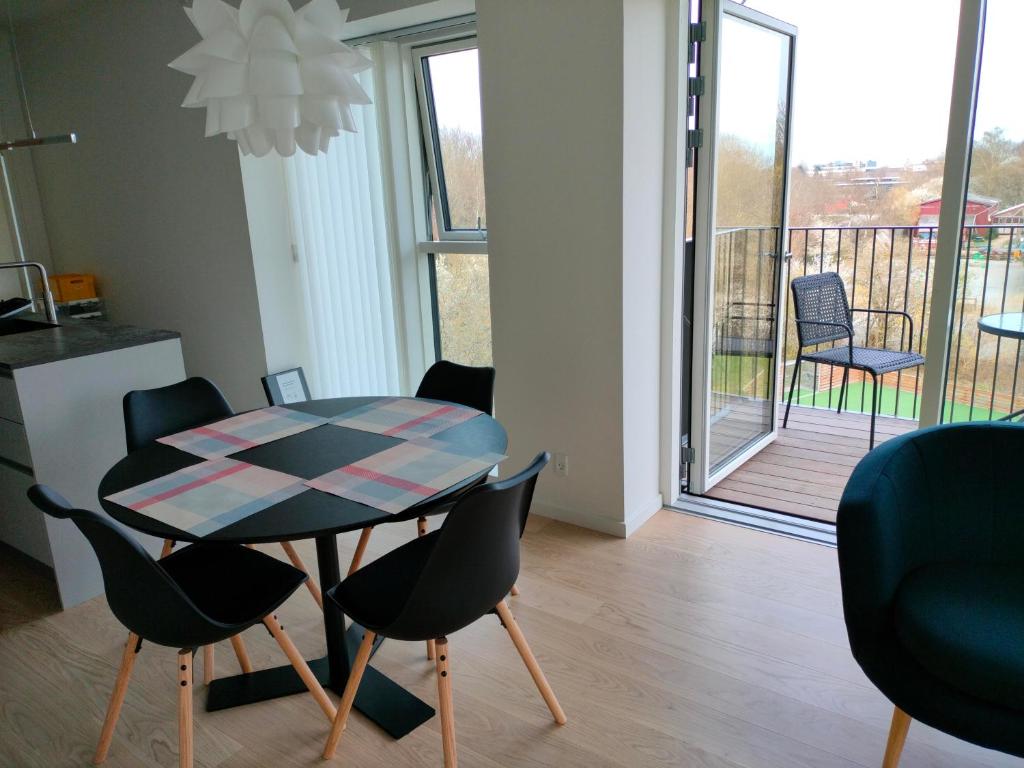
[0,261,58,323]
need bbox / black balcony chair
[26,485,335,768]
[124,377,324,686]
[344,360,498,660]
[837,423,1024,766]
[321,452,566,766]
[782,272,924,449]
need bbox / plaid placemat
[306,436,505,514]
[105,458,307,537]
[330,397,482,441]
[157,406,328,459]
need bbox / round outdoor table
[978,313,1024,421]
[98,395,507,740]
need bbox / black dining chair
[345,361,498,660]
[26,485,336,768]
[322,452,565,766]
[123,376,324,686]
[783,272,924,449]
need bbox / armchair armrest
[849,308,915,353]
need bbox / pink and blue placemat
[104,458,307,537]
[330,397,481,441]
[157,406,328,459]
[306,436,505,514]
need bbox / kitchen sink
[0,318,59,337]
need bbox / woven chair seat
[802,346,924,375]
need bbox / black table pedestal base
[205,623,434,740]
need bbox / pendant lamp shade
[169,0,371,157]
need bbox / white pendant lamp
[169,0,372,157]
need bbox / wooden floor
[706,404,917,523]
[1,511,1020,768]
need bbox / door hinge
[689,21,706,44]
[687,76,705,98]
[681,446,696,463]
[686,128,703,149]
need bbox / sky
[744,0,1024,167]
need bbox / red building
[917,193,1000,227]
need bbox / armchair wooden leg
[417,518,437,661]
[510,584,520,597]
[202,644,214,685]
[229,635,253,674]
[262,614,336,722]
[494,601,566,724]
[435,637,457,768]
[279,540,323,610]
[882,706,911,768]
[93,632,140,765]
[323,630,376,760]
[177,650,193,768]
[347,527,373,576]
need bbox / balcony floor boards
[705,404,917,523]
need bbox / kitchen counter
[0,318,180,371]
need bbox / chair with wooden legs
[323,452,565,766]
[124,377,324,681]
[345,361,500,661]
[27,484,336,768]
[838,422,1024,767]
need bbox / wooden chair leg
[177,649,193,768]
[417,518,437,660]
[202,644,214,685]
[160,539,174,558]
[229,635,253,674]
[494,601,567,724]
[93,632,140,765]
[435,637,457,768]
[509,584,520,597]
[262,614,336,722]
[882,706,911,768]
[279,540,323,610]
[347,526,373,576]
[323,630,376,760]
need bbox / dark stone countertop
[0,317,180,372]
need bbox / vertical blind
[283,52,401,398]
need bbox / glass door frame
[687,0,797,495]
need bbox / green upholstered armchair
[837,422,1024,767]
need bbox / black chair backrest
[123,377,233,452]
[791,272,852,347]
[383,452,548,640]
[27,485,228,647]
[416,360,496,415]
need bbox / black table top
[99,396,508,544]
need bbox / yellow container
[49,274,96,302]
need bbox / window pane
[431,253,492,366]
[424,48,486,231]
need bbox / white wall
[17,1,269,409]
[478,0,667,536]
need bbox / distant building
[917,193,1000,227]
[992,203,1024,233]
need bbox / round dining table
[98,395,507,740]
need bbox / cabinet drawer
[0,417,32,468]
[0,375,22,424]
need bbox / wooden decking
[705,404,917,523]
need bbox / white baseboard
[531,493,664,538]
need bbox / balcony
[703,223,1024,522]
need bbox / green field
[793,381,1006,421]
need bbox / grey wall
[17,1,269,409]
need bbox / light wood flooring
[706,404,917,523]
[0,511,1020,767]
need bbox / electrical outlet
[554,452,569,477]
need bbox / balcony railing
[712,224,1024,423]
